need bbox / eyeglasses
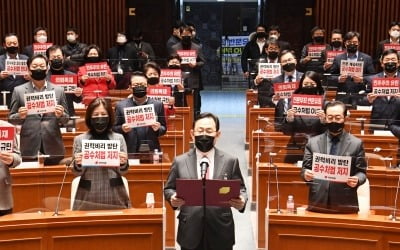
[326,115,344,122]
[194,128,217,135]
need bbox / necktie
[330,137,339,155]
[288,75,293,82]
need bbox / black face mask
[181,36,192,46]
[86,56,100,63]
[346,44,358,54]
[331,41,342,48]
[301,87,318,95]
[91,116,109,134]
[168,65,181,69]
[195,135,215,153]
[6,46,18,54]
[50,59,64,70]
[256,32,267,39]
[314,36,325,43]
[168,105,174,110]
[327,122,344,134]
[282,63,296,72]
[268,51,279,60]
[132,86,147,98]
[147,77,159,85]
[30,69,47,81]
[384,62,398,73]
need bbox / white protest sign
[291,94,323,116]
[24,91,57,115]
[258,63,281,79]
[177,50,197,64]
[340,60,364,77]
[5,59,28,75]
[82,140,120,167]
[273,82,299,99]
[312,152,351,183]
[372,78,400,96]
[160,69,182,85]
[85,62,108,78]
[124,104,156,128]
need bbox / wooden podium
[0,209,163,250]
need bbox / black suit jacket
[301,131,367,213]
[113,97,167,153]
[241,39,263,73]
[164,148,247,249]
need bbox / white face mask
[36,35,47,43]
[67,34,76,43]
[116,35,127,44]
[390,30,400,39]
[269,34,278,40]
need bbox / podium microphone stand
[268,152,281,214]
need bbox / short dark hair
[167,54,182,63]
[268,25,280,33]
[33,26,47,36]
[279,50,296,62]
[295,71,324,95]
[66,26,78,34]
[193,112,220,132]
[27,54,48,68]
[331,29,342,36]
[389,21,400,30]
[46,45,64,58]
[324,100,347,117]
[256,24,267,31]
[344,31,360,42]
[143,61,161,77]
[381,48,399,60]
[85,97,114,133]
[311,26,325,36]
[172,21,185,30]
[3,32,18,43]
[84,44,102,59]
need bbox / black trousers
[0,208,12,216]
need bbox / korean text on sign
[5,59,28,75]
[326,50,344,63]
[177,50,197,64]
[307,45,326,58]
[50,75,78,93]
[160,69,182,85]
[24,91,57,115]
[82,139,120,167]
[273,82,299,99]
[312,152,351,182]
[383,43,400,51]
[147,86,171,104]
[291,94,323,116]
[258,63,281,79]
[0,126,15,152]
[33,43,53,56]
[85,62,108,78]
[372,78,400,96]
[124,103,156,128]
[340,60,364,77]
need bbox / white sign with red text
[258,63,281,79]
[312,152,351,183]
[5,59,28,75]
[291,94,323,116]
[326,50,345,63]
[177,50,197,64]
[308,45,326,58]
[124,104,156,128]
[340,60,364,77]
[273,82,299,99]
[147,86,171,104]
[24,91,57,115]
[372,78,400,96]
[160,69,182,85]
[33,43,53,56]
[82,140,120,167]
[0,126,15,152]
[50,75,78,93]
[85,62,108,78]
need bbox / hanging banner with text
[50,75,78,93]
[5,59,28,75]
[81,139,120,167]
[273,82,299,99]
[24,91,57,115]
[0,126,15,152]
[124,103,156,128]
[372,77,400,96]
[312,152,351,182]
[258,63,281,79]
[85,62,108,78]
[340,60,364,77]
[291,94,323,116]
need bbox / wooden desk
[245,89,258,144]
[0,209,163,250]
[247,107,276,154]
[267,212,400,250]
[10,163,176,248]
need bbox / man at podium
[164,112,247,250]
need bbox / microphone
[270,152,281,214]
[390,168,400,221]
[53,158,74,216]
[200,157,210,179]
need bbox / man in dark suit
[113,71,167,153]
[22,26,49,58]
[9,54,69,165]
[164,112,247,250]
[301,101,367,213]
[363,49,400,131]
[375,21,400,67]
[300,26,329,73]
[329,31,375,107]
[0,33,29,107]
[171,25,205,118]
[256,50,303,108]
[267,25,291,51]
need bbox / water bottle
[286,195,294,214]
[153,149,160,163]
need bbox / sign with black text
[124,104,156,128]
[308,45,326,58]
[312,152,351,182]
[33,43,53,56]
[147,86,171,104]
[177,50,197,64]
[82,140,120,167]
[372,78,400,96]
[85,62,108,78]
[24,91,57,115]
[340,60,364,77]
[258,63,281,79]
[326,50,344,63]
[160,69,182,85]
[0,126,15,152]
[291,94,323,116]
[5,59,28,75]
[273,82,299,99]
[50,75,78,93]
